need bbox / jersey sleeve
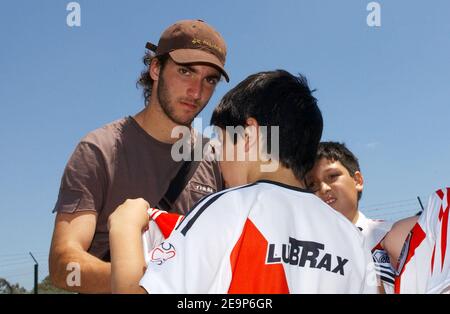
[426,188,450,293]
[371,243,396,293]
[52,141,108,214]
[394,188,450,294]
[139,191,244,293]
[142,209,185,265]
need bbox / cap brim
[169,49,229,82]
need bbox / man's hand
[108,198,150,232]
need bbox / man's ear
[354,171,364,193]
[244,117,259,153]
[149,58,161,81]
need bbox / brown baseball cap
[146,19,229,82]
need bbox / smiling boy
[305,142,395,293]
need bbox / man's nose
[187,77,203,100]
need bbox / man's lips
[180,101,197,111]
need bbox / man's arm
[49,211,111,293]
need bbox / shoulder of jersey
[148,208,185,239]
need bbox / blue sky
[0,0,449,290]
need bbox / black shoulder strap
[157,136,210,212]
[103,137,210,262]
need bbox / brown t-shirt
[53,116,223,260]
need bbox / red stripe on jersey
[436,189,444,201]
[372,241,384,253]
[154,212,184,239]
[437,188,449,272]
[431,244,436,274]
[394,223,426,294]
[228,219,289,294]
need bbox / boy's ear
[149,58,161,81]
[353,171,364,193]
[244,118,259,153]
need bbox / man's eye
[206,77,219,85]
[179,68,190,75]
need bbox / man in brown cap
[49,19,229,293]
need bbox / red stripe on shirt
[228,219,289,294]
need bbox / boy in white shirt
[305,142,394,293]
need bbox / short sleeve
[53,141,108,214]
[139,191,243,293]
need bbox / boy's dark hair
[210,70,323,180]
[316,141,363,201]
[137,52,170,105]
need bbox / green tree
[0,278,28,294]
[37,275,73,294]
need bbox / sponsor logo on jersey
[372,249,395,285]
[373,249,390,264]
[150,242,176,265]
[265,237,349,276]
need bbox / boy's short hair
[316,141,363,201]
[210,70,323,180]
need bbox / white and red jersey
[395,187,450,294]
[356,212,395,293]
[142,208,184,266]
[139,180,377,294]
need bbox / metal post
[29,252,38,294]
[417,196,425,211]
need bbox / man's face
[155,58,221,126]
[305,158,363,223]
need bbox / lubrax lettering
[266,237,349,275]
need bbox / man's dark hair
[210,70,323,180]
[137,52,169,105]
[316,141,363,200]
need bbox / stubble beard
[157,73,200,127]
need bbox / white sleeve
[142,220,166,266]
[139,192,245,294]
[426,188,450,293]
